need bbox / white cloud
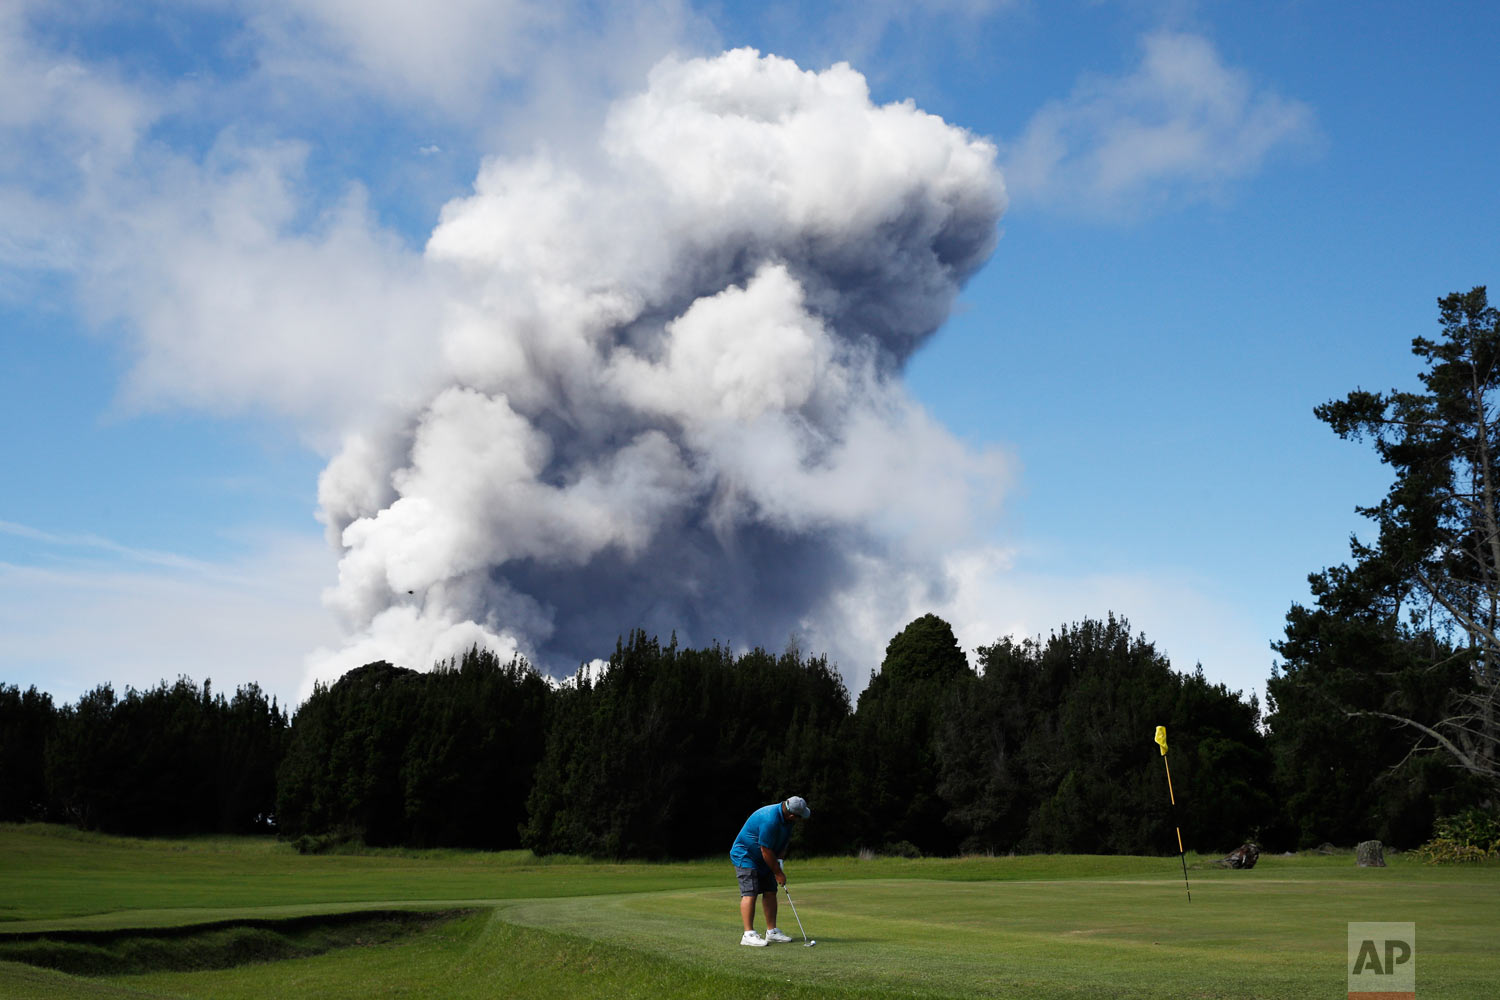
[83,143,445,439]
[250,0,556,108]
[235,0,713,128]
[0,9,448,443]
[0,4,161,278]
[740,0,1016,83]
[1003,31,1317,217]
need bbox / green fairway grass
[2,824,1496,999]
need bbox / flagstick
[1161,753,1191,903]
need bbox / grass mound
[0,908,474,976]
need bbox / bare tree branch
[1347,709,1499,780]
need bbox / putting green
[495,874,1497,998]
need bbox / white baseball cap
[784,796,811,819]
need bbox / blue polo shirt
[730,803,792,872]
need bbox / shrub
[882,840,923,859]
[1410,808,1500,864]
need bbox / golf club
[779,862,816,947]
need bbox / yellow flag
[1154,725,1168,756]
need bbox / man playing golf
[730,796,810,947]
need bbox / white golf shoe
[740,930,768,947]
[765,928,793,943]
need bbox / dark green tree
[0,684,56,821]
[754,644,857,856]
[878,614,970,686]
[941,616,1270,855]
[522,633,851,859]
[276,661,424,844]
[400,648,552,847]
[107,678,219,834]
[1170,665,1275,852]
[524,633,727,858]
[1015,617,1179,853]
[216,683,290,832]
[1269,286,1500,842]
[932,659,1030,855]
[1269,561,1482,847]
[44,684,124,831]
[42,677,286,835]
[936,625,1091,855]
[850,614,973,855]
[277,650,552,848]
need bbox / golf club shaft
[782,885,809,943]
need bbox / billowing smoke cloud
[308,48,1007,690]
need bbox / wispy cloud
[0,519,229,577]
[239,0,715,126]
[1003,31,1318,218]
[815,0,1016,70]
[0,524,337,709]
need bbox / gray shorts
[735,866,777,897]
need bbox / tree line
[3,609,1482,857]
[0,678,288,836]
[4,287,1496,857]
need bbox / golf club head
[805,939,817,947]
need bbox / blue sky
[2,1,1497,712]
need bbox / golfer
[730,796,810,947]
